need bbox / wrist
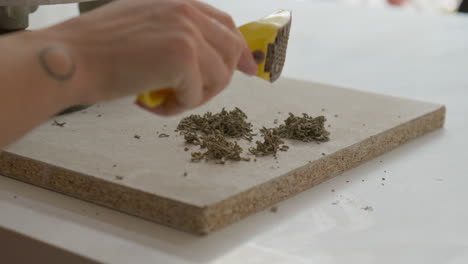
[18,28,97,108]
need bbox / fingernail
[239,57,258,75]
[247,57,258,75]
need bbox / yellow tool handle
[136,9,290,108]
[136,88,174,108]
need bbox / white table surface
[2,1,468,263]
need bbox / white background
[0,0,467,263]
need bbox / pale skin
[0,0,258,149]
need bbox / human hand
[43,0,257,115]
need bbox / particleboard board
[0,74,445,235]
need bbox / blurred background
[27,0,468,31]
[338,0,462,13]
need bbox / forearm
[0,30,85,149]
[0,0,258,148]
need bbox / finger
[163,25,206,110]
[237,44,258,75]
[175,13,232,103]
[190,0,238,31]
[136,94,185,116]
[190,1,257,75]
[157,38,230,113]
[193,37,230,106]
[186,7,242,72]
[151,41,205,114]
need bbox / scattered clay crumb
[379,160,383,163]
[331,189,335,192]
[159,133,170,138]
[277,111,281,114]
[183,172,188,177]
[362,124,366,127]
[270,206,278,213]
[397,115,401,118]
[382,177,386,181]
[346,180,350,183]
[361,179,365,182]
[184,147,189,152]
[134,135,140,139]
[97,114,102,117]
[115,175,124,180]
[273,119,278,124]
[321,153,326,156]
[13,195,17,199]
[334,114,339,118]
[52,120,66,127]
[381,183,385,186]
[321,108,325,112]
[254,158,257,162]
[384,170,387,173]
[331,201,339,205]
[112,164,117,168]
[362,206,373,211]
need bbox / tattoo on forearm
[39,46,76,81]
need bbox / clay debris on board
[174,108,330,164]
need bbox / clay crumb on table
[52,120,66,127]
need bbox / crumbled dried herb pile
[271,113,330,142]
[176,108,330,164]
[177,108,253,163]
[249,128,289,157]
[177,107,254,140]
[191,131,250,164]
